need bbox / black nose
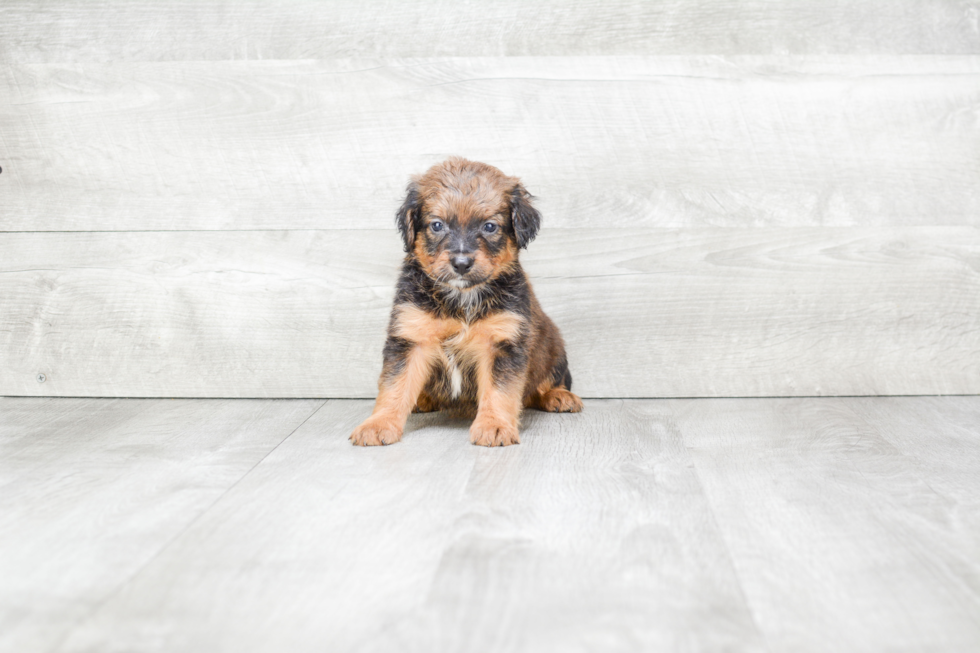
[451,255,475,275]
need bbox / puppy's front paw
[470,417,520,447]
[541,388,583,413]
[350,416,403,446]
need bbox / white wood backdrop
[2,57,979,232]
[1,2,978,397]
[3,1,980,62]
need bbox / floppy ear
[510,184,541,249]
[395,181,421,252]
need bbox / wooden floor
[2,397,979,652]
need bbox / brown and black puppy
[350,157,582,447]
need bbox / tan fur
[411,159,520,286]
[352,157,582,447]
[469,342,523,446]
[350,343,439,446]
[413,390,440,413]
[461,312,525,445]
[516,296,574,408]
[489,238,517,270]
[392,304,523,352]
[415,158,516,223]
[392,304,459,344]
[372,304,528,445]
[459,311,524,347]
[527,387,584,413]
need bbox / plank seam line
[677,419,775,653]
[840,398,980,603]
[46,398,328,652]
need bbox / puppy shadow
[402,403,583,445]
[404,410,472,438]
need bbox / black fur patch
[381,336,413,379]
[396,182,421,252]
[394,260,441,313]
[492,339,528,386]
[550,353,572,390]
[393,259,531,322]
[510,186,541,249]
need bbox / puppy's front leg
[351,337,437,446]
[470,340,526,447]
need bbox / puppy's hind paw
[540,388,583,413]
[350,416,403,446]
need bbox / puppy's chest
[395,304,525,400]
[395,304,524,353]
[429,326,487,401]
[439,322,487,358]
[439,335,469,400]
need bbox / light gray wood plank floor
[0,398,324,653]
[2,397,978,652]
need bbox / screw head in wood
[36,373,46,383]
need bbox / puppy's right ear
[395,181,421,252]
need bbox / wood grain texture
[674,397,980,652]
[54,400,767,653]
[0,397,323,653]
[7,397,979,652]
[56,400,484,653]
[1,227,977,398]
[2,56,978,231]
[2,0,978,63]
[362,401,766,653]
[849,396,980,545]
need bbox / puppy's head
[396,157,541,289]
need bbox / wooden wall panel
[2,1,978,63]
[1,228,976,398]
[2,57,978,232]
[2,5,976,399]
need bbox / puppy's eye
[482,222,498,234]
[430,221,444,233]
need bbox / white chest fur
[440,344,466,399]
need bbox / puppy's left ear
[510,184,541,249]
[395,181,422,252]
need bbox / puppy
[350,157,582,447]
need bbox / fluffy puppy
[350,157,582,447]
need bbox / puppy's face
[396,158,541,289]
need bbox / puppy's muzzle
[451,254,475,275]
